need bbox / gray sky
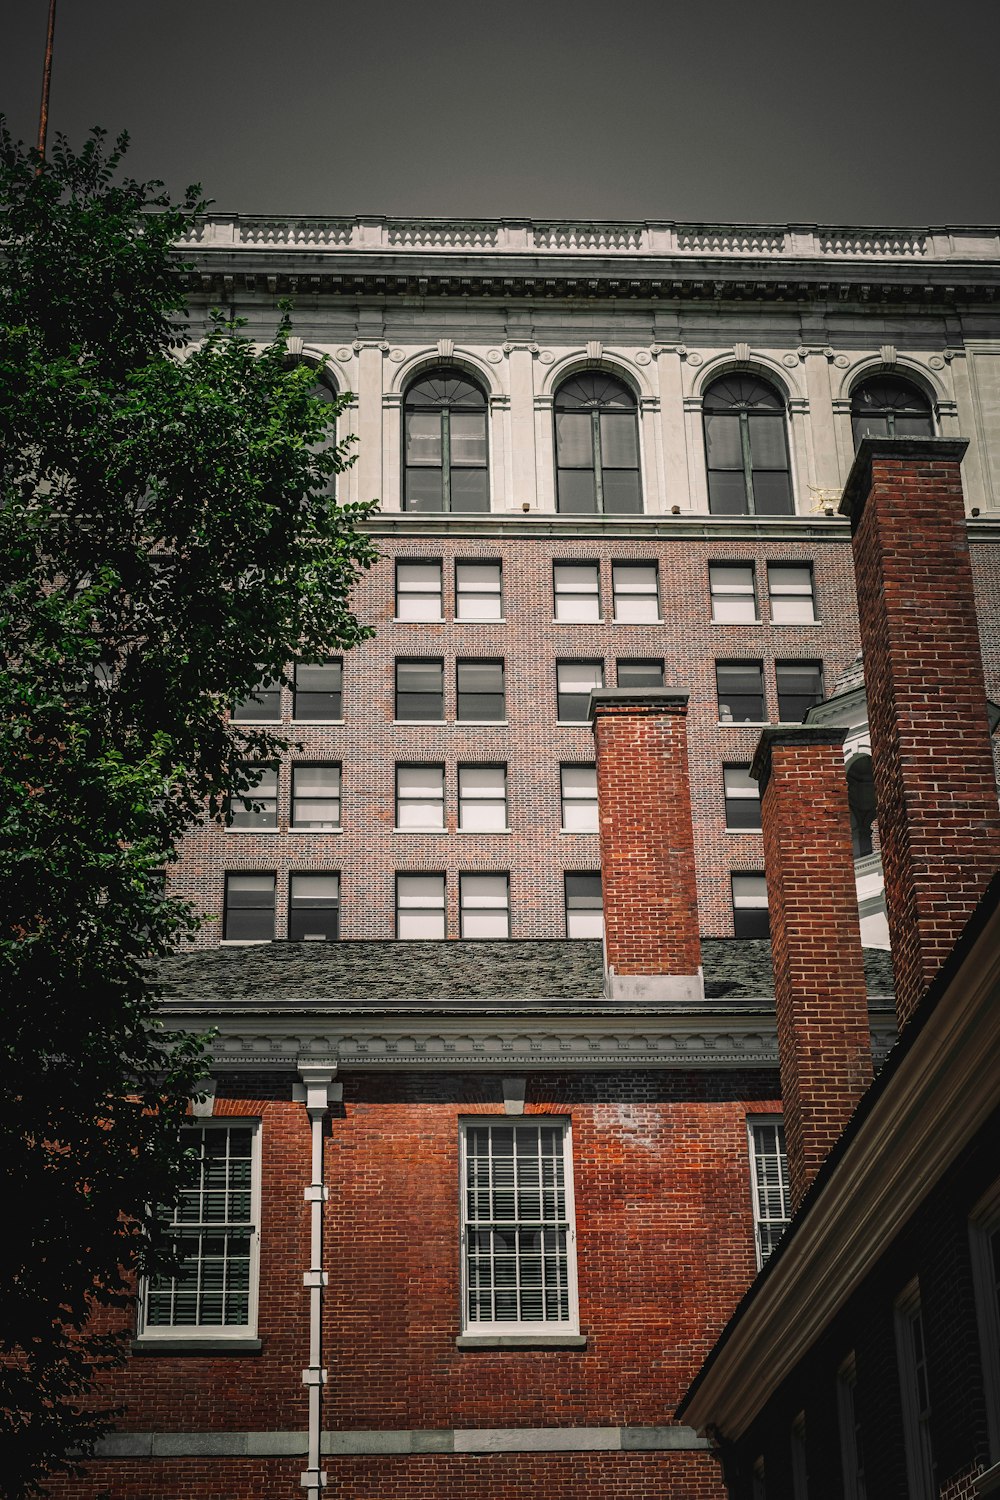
[3,0,999,224]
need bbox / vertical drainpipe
[295,1063,341,1498]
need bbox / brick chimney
[751,727,873,1209]
[840,437,1000,1030]
[590,689,703,1000]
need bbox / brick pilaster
[840,437,1000,1030]
[752,727,873,1209]
[590,689,702,1000]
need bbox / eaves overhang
[678,872,1000,1441]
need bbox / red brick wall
[756,732,873,1207]
[593,694,700,978]
[848,449,1000,1027]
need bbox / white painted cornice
[361,512,853,543]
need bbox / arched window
[703,374,793,516]
[308,375,339,496]
[554,372,642,514]
[403,369,489,512]
[847,755,877,859]
[851,376,933,448]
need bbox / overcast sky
[3,0,999,225]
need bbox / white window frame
[459,1117,579,1337]
[970,1180,1000,1465]
[396,872,446,939]
[768,563,817,624]
[837,1353,866,1500]
[290,763,341,831]
[458,765,508,832]
[611,562,660,623]
[395,765,446,832]
[560,765,599,833]
[138,1120,262,1342]
[456,560,503,621]
[710,563,758,623]
[395,560,443,621]
[895,1279,936,1500]
[553,562,601,622]
[459,873,510,939]
[747,1116,790,1269]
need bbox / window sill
[226,827,280,834]
[556,721,593,728]
[393,828,449,835]
[553,618,604,626]
[724,827,763,835]
[291,719,345,726]
[457,617,507,624]
[393,719,446,726]
[393,617,445,625]
[717,721,769,727]
[710,619,761,627]
[220,939,272,947]
[132,1336,262,1356]
[456,721,509,728]
[230,719,283,726]
[455,1333,587,1350]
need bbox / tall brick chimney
[840,437,1000,1030]
[751,727,873,1209]
[590,688,703,1000]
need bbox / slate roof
[155,938,894,1007]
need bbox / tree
[0,122,378,1494]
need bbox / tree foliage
[0,122,378,1493]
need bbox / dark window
[396,659,444,721]
[229,765,278,829]
[717,662,766,723]
[703,375,792,516]
[557,661,603,722]
[554,372,642,514]
[404,369,489,513]
[288,873,339,941]
[291,765,341,830]
[456,660,505,721]
[617,659,664,688]
[724,766,761,830]
[732,873,769,938]
[565,872,603,938]
[847,755,877,859]
[776,661,824,722]
[308,377,339,496]
[223,874,275,941]
[851,376,933,448]
[231,670,281,722]
[293,661,342,721]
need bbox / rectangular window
[223,873,275,941]
[456,660,505,722]
[396,659,444,721]
[748,1118,790,1268]
[290,765,341,830]
[141,1124,260,1339]
[565,872,603,938]
[293,660,342,721]
[710,564,757,623]
[456,560,503,621]
[396,560,443,620]
[895,1283,936,1500]
[557,661,604,723]
[231,670,281,722]
[837,1355,867,1500]
[617,659,664,689]
[396,765,445,831]
[396,873,445,939]
[970,1183,1000,1464]
[776,661,824,722]
[458,765,507,832]
[724,766,762,830]
[460,1119,578,1334]
[768,563,816,624]
[229,765,278,830]
[717,662,766,723]
[553,562,601,622]
[459,873,510,938]
[288,873,339,941]
[733,872,770,938]
[611,562,659,623]
[561,766,598,833]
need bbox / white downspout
[295,1064,341,1498]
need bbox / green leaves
[0,120,378,1493]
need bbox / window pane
[894,413,935,438]
[599,412,638,468]
[733,874,770,938]
[291,765,341,830]
[288,874,339,941]
[224,875,275,941]
[751,470,794,515]
[231,674,281,722]
[554,564,601,622]
[612,564,658,622]
[229,766,277,830]
[396,765,445,830]
[710,564,757,623]
[557,662,603,722]
[776,662,824,722]
[405,409,442,465]
[451,468,490,512]
[456,562,502,620]
[396,562,442,621]
[565,873,603,938]
[602,470,643,514]
[747,414,789,470]
[557,469,597,513]
[456,660,505,721]
[724,766,761,830]
[460,874,510,939]
[617,660,663,688]
[704,413,743,469]
[396,660,443,721]
[561,766,598,833]
[555,411,593,467]
[458,766,507,831]
[768,565,815,624]
[397,874,445,939]
[404,467,445,512]
[708,469,750,515]
[450,412,488,465]
[717,663,765,722]
[293,662,342,721]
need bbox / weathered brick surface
[593,694,700,977]
[755,732,873,1207]
[848,450,1000,1028]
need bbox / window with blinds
[461,1120,578,1333]
[748,1118,790,1267]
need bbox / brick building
[52,222,1000,1497]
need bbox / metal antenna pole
[36,0,58,161]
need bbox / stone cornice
[361,512,854,542]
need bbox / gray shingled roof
[154,938,894,1006]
